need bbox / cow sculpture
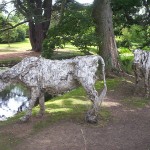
[0,55,107,123]
[133,49,150,98]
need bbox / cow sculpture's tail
[98,56,107,105]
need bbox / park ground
[0,43,150,150]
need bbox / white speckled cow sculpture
[133,49,150,97]
[0,55,107,123]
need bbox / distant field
[0,38,31,54]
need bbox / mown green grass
[0,58,22,67]
[0,38,31,52]
[0,78,120,130]
[122,97,150,108]
[28,78,121,131]
[32,80,111,131]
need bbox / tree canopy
[0,0,149,72]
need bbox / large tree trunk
[15,0,52,52]
[92,0,120,73]
[29,22,44,52]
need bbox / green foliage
[15,26,26,42]
[0,26,26,43]
[116,24,150,73]
[42,3,97,58]
[71,30,98,54]
[118,47,133,73]
[117,25,150,50]
[0,13,27,43]
[120,55,133,74]
[118,47,131,54]
[112,0,149,33]
[42,38,55,59]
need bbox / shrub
[15,27,26,42]
[0,26,26,43]
[42,38,55,59]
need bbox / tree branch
[0,0,14,11]
[0,20,29,32]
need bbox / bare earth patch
[0,53,150,150]
[0,51,40,60]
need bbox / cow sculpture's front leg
[38,92,45,117]
[133,63,141,95]
[20,87,40,122]
[144,69,149,98]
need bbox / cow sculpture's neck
[0,55,107,123]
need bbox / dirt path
[0,51,40,60]
[14,107,150,150]
[0,53,150,150]
[1,77,150,150]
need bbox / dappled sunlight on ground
[46,108,73,113]
[123,109,135,112]
[102,101,122,107]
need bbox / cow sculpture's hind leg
[144,69,149,98]
[79,79,103,123]
[85,85,99,123]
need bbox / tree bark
[29,21,44,52]
[92,0,120,73]
[15,0,52,52]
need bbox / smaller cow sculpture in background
[133,49,150,98]
[0,55,107,123]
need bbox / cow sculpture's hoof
[85,114,98,124]
[20,116,30,122]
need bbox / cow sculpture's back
[0,55,107,123]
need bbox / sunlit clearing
[46,108,73,113]
[125,80,134,84]
[102,102,121,107]
[123,109,135,112]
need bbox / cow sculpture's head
[0,71,11,92]
[0,80,11,92]
[133,49,143,64]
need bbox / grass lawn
[0,38,31,54]
[0,79,117,129]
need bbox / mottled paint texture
[133,49,150,97]
[0,55,107,123]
